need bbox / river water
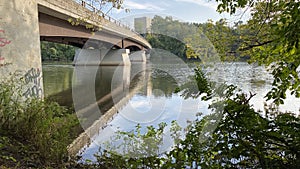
[42,58,300,161]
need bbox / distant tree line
[146,15,250,62]
[40,41,77,62]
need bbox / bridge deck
[37,0,151,49]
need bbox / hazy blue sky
[106,0,250,26]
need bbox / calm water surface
[42,61,300,161]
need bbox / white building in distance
[134,17,152,34]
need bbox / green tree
[215,0,300,104]
[49,47,57,60]
[40,41,76,62]
[147,15,202,61]
[147,15,246,62]
[200,19,239,61]
[82,0,124,12]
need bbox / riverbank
[0,105,82,168]
[0,78,84,168]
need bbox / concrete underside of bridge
[39,12,144,50]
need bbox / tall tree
[216,0,300,104]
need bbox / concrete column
[73,49,104,66]
[129,50,147,63]
[73,49,131,66]
[130,63,151,96]
[146,69,153,97]
[0,0,43,98]
[101,49,131,66]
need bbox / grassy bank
[0,77,82,168]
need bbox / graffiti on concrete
[0,56,4,66]
[0,30,11,47]
[23,68,43,98]
[0,29,11,66]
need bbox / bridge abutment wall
[0,0,43,98]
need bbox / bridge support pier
[73,49,131,66]
[101,49,131,66]
[73,49,102,66]
[129,50,147,63]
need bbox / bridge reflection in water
[43,62,150,151]
[43,56,202,159]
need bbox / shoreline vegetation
[0,76,83,168]
[42,61,74,65]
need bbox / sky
[105,0,251,27]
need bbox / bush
[0,75,79,167]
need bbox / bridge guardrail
[73,0,141,37]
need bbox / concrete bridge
[0,0,151,98]
[38,0,151,50]
[38,0,151,66]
